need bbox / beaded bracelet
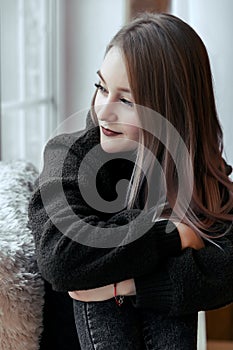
[114,283,125,306]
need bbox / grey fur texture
[0,161,44,350]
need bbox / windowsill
[207,340,233,350]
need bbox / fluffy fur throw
[0,161,44,350]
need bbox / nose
[97,101,118,123]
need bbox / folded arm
[28,131,182,292]
[133,229,233,315]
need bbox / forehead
[100,47,130,89]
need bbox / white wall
[57,0,126,130]
[172,0,233,168]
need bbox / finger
[68,291,81,300]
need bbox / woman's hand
[173,222,205,250]
[68,283,114,302]
[68,279,136,302]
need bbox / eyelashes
[94,83,134,107]
[94,83,107,94]
[119,98,133,107]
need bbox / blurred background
[0,1,233,347]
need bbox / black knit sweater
[28,114,233,317]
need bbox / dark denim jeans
[73,297,197,350]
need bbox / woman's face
[94,47,140,153]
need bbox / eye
[120,98,134,107]
[94,83,108,95]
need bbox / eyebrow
[96,70,132,94]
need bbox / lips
[101,126,122,137]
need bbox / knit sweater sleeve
[133,226,233,316]
[28,130,181,292]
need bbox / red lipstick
[101,126,122,137]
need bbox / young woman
[28,13,233,349]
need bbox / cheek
[127,125,140,140]
[94,92,107,118]
[94,91,101,105]
[126,112,140,133]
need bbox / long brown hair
[91,13,233,238]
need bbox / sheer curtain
[0,0,57,168]
[0,0,126,169]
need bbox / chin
[100,143,121,153]
[100,140,136,154]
